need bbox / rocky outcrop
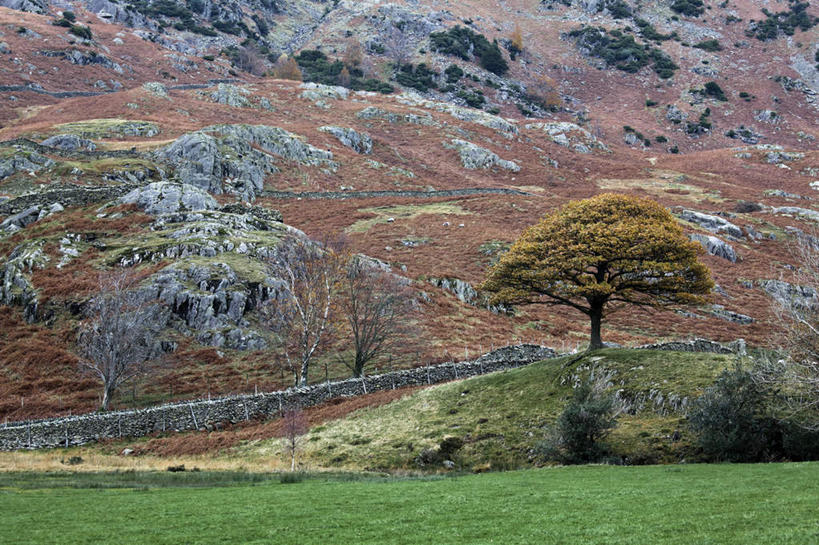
[143,262,269,350]
[0,203,63,233]
[318,126,373,154]
[356,107,439,126]
[772,206,819,222]
[299,82,350,102]
[678,209,743,239]
[688,233,738,262]
[428,276,510,314]
[525,122,609,153]
[40,134,97,152]
[37,49,124,73]
[0,241,48,322]
[758,279,818,309]
[709,305,754,324]
[156,124,336,201]
[0,0,48,14]
[142,82,168,98]
[0,149,55,180]
[636,338,746,355]
[117,182,217,215]
[444,140,520,171]
[766,151,805,164]
[209,84,251,108]
[396,93,518,137]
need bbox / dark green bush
[671,0,705,17]
[569,26,678,79]
[693,39,723,51]
[635,18,676,42]
[295,49,393,93]
[536,376,619,464]
[655,135,668,143]
[748,3,817,41]
[394,63,438,93]
[645,99,658,107]
[444,63,464,83]
[69,25,93,40]
[430,25,509,75]
[704,81,728,101]
[456,88,485,108]
[62,10,76,22]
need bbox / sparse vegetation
[747,2,817,41]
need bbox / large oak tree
[481,193,713,349]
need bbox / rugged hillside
[0,0,817,421]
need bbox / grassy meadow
[2,463,818,544]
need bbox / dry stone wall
[0,345,556,451]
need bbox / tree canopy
[481,193,713,349]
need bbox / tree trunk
[299,359,309,387]
[589,306,604,350]
[101,385,113,411]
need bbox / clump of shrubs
[688,365,819,462]
[536,373,620,464]
[430,25,509,75]
[693,39,723,52]
[671,0,705,17]
[569,26,678,79]
[294,49,394,93]
[747,2,817,41]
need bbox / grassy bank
[2,463,817,544]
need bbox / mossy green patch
[346,202,472,233]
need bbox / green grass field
[2,463,818,544]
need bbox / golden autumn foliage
[271,54,303,81]
[481,193,713,349]
[510,24,524,54]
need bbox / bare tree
[262,234,346,387]
[383,22,412,69]
[282,404,308,471]
[758,232,819,427]
[235,46,267,76]
[77,270,167,411]
[339,257,418,378]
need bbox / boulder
[318,126,373,154]
[41,134,97,152]
[688,233,738,262]
[678,210,743,239]
[209,84,251,108]
[709,305,754,324]
[300,83,350,101]
[142,82,168,98]
[117,182,217,215]
[445,140,519,171]
[0,150,54,180]
[0,205,42,232]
